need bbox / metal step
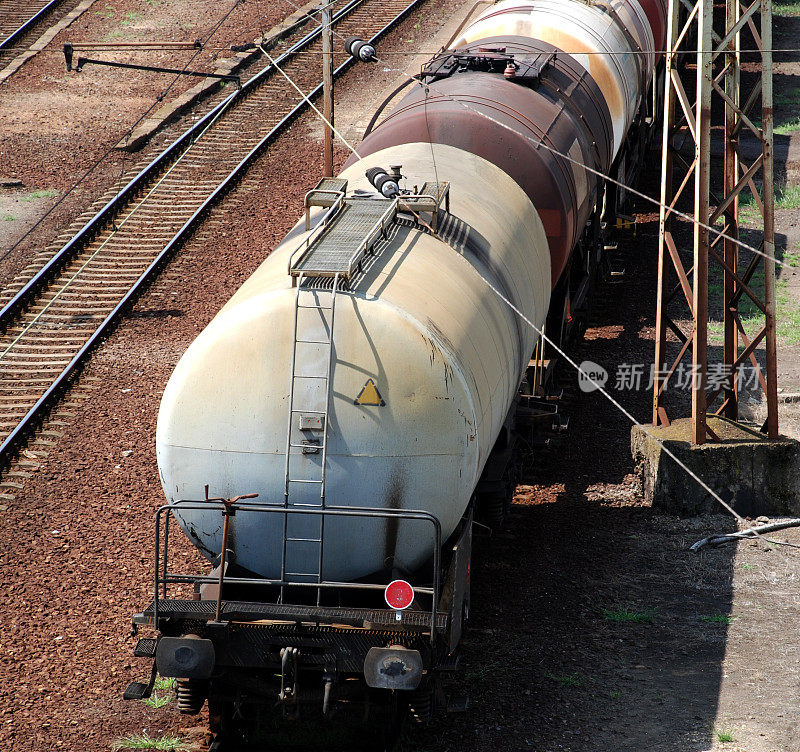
[133,637,158,658]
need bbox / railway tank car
[126,0,666,743]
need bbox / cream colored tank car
[156,144,551,581]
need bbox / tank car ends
[124,0,666,745]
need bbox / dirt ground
[0,0,296,290]
[1,1,800,751]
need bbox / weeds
[601,606,656,624]
[546,672,585,688]
[121,11,142,25]
[775,115,800,135]
[774,0,800,16]
[153,676,176,692]
[143,694,171,709]
[112,732,186,751]
[774,87,800,106]
[741,563,755,570]
[777,184,800,210]
[715,729,735,743]
[2,214,15,221]
[700,614,739,624]
[142,675,175,709]
[20,189,57,202]
[95,4,116,18]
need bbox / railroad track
[0,0,427,469]
[0,0,67,68]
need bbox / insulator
[344,36,376,62]
[365,166,399,198]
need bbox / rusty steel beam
[761,0,778,438]
[653,0,778,443]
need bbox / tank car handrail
[162,574,435,596]
[302,188,346,230]
[303,188,346,205]
[343,197,399,277]
[287,193,346,274]
[154,501,443,643]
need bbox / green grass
[546,672,585,688]
[152,676,176,692]
[609,690,622,699]
[95,3,116,18]
[777,184,800,210]
[707,220,800,347]
[776,277,800,345]
[774,87,800,106]
[715,729,735,743]
[120,11,142,25]
[2,214,15,221]
[700,614,739,624]
[775,115,800,135]
[142,693,171,709]
[20,189,57,202]
[141,675,176,709]
[601,606,657,624]
[112,732,186,751]
[737,186,762,224]
[774,0,800,16]
[742,563,755,570]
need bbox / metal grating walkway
[140,598,448,631]
[291,197,397,279]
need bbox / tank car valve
[344,36,377,62]
[365,166,400,198]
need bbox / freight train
[125,0,666,746]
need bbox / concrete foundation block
[631,416,800,517]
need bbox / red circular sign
[384,579,414,610]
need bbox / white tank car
[451,0,651,157]
[157,144,551,581]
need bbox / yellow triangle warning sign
[354,378,385,406]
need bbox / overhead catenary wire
[260,15,798,546]
[0,0,247,265]
[5,45,800,54]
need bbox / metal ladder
[281,272,339,604]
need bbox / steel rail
[0,0,426,468]
[0,0,65,54]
